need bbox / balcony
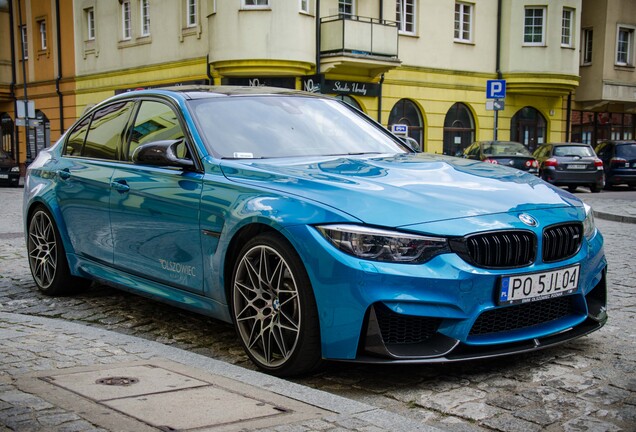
[320,15,401,77]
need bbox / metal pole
[494,108,499,141]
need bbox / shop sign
[302,76,379,97]
[222,77,296,89]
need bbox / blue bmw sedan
[24,86,607,376]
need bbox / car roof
[548,142,591,146]
[116,85,322,100]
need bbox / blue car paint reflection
[24,87,607,376]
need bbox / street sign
[391,124,408,136]
[486,80,506,99]
[17,100,36,119]
[486,100,505,111]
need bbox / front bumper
[283,211,607,362]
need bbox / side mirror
[401,136,421,153]
[132,139,195,169]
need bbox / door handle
[111,180,130,193]
[57,169,71,180]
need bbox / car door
[55,100,135,264]
[109,99,204,293]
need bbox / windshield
[553,146,594,157]
[616,143,636,159]
[483,142,531,157]
[189,96,408,159]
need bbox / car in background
[463,141,539,175]
[0,149,20,187]
[594,140,636,189]
[23,86,607,376]
[533,143,604,193]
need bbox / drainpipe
[565,92,572,142]
[379,0,383,21]
[377,73,384,123]
[55,0,64,134]
[315,0,321,81]
[206,54,213,85]
[496,0,502,79]
[8,0,18,163]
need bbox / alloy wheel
[27,210,58,289]
[233,245,301,368]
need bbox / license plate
[499,265,580,305]
[0,174,8,179]
[567,164,586,170]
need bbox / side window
[467,144,479,157]
[64,116,91,156]
[82,101,134,160]
[128,100,186,160]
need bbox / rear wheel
[230,232,322,377]
[590,184,601,193]
[27,207,91,295]
[567,185,578,193]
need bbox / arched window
[443,103,475,156]
[511,107,546,153]
[1,113,16,158]
[388,99,423,149]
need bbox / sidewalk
[580,195,636,224]
[0,312,441,432]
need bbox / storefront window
[443,102,474,156]
[571,111,634,144]
[511,107,546,153]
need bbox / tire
[27,207,91,296]
[590,184,601,193]
[567,185,578,193]
[230,232,322,377]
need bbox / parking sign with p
[486,79,506,99]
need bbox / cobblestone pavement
[1,187,635,431]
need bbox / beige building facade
[8,0,630,168]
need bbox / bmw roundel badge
[519,213,538,227]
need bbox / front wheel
[230,232,322,377]
[27,207,91,295]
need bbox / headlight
[583,203,596,240]
[11,166,20,173]
[315,224,450,264]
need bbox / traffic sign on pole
[486,80,506,99]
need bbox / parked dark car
[594,140,636,189]
[463,141,539,175]
[0,149,20,187]
[533,143,604,193]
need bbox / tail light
[594,158,604,170]
[543,158,558,167]
[484,158,498,164]
[525,159,539,168]
[610,157,628,167]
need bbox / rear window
[484,142,531,156]
[553,146,594,157]
[616,144,636,159]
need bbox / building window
[86,8,95,40]
[299,0,309,13]
[339,0,354,17]
[524,7,545,46]
[582,28,593,64]
[38,20,47,50]
[388,99,424,151]
[396,0,415,35]
[454,2,473,42]
[616,25,635,66]
[20,25,28,59]
[186,0,197,27]
[122,1,132,40]
[243,0,269,8]
[141,0,150,36]
[561,7,574,47]
[443,103,475,156]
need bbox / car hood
[219,153,581,227]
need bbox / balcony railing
[320,15,399,59]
